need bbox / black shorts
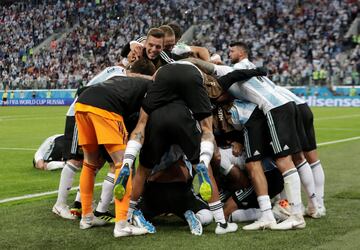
[63,116,83,161]
[266,102,301,158]
[2,97,7,102]
[243,107,272,162]
[293,102,308,152]
[44,135,65,162]
[139,102,201,168]
[137,181,209,220]
[142,63,212,121]
[232,168,284,209]
[298,103,317,151]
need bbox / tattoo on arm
[134,132,143,142]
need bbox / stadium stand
[0,0,359,91]
[193,0,359,86]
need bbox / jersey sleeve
[34,135,58,162]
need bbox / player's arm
[34,137,54,170]
[126,72,153,80]
[190,46,211,61]
[121,108,149,169]
[129,108,148,144]
[217,67,267,91]
[181,57,215,75]
[231,141,243,157]
[198,116,216,169]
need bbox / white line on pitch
[315,114,360,121]
[317,136,360,146]
[1,136,360,204]
[0,147,37,151]
[0,183,102,204]
[0,115,37,119]
[317,128,360,131]
[0,116,63,122]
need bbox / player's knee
[67,159,82,169]
[245,161,263,178]
[291,152,305,166]
[196,209,213,226]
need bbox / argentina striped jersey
[228,58,291,114]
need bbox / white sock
[229,208,261,222]
[209,201,226,224]
[75,189,81,203]
[46,161,65,171]
[96,172,115,213]
[196,209,213,226]
[280,189,287,200]
[257,195,275,221]
[55,162,80,206]
[199,140,214,168]
[296,160,318,209]
[283,168,303,215]
[310,160,325,207]
[123,140,142,167]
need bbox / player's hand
[256,67,268,76]
[132,44,143,58]
[231,141,243,157]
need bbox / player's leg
[89,113,147,237]
[70,188,82,217]
[78,145,106,229]
[187,116,214,202]
[242,160,277,230]
[74,111,107,229]
[225,197,261,223]
[53,160,82,219]
[241,109,277,230]
[300,103,326,216]
[93,159,115,223]
[128,163,152,219]
[266,103,305,230]
[292,103,320,217]
[306,151,326,216]
[292,152,320,218]
[53,115,82,220]
[112,158,148,237]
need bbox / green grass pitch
[0,106,360,249]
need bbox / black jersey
[142,62,212,121]
[77,76,151,118]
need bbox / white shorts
[219,147,246,175]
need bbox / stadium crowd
[0,0,195,90]
[193,0,359,86]
[0,0,359,90]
